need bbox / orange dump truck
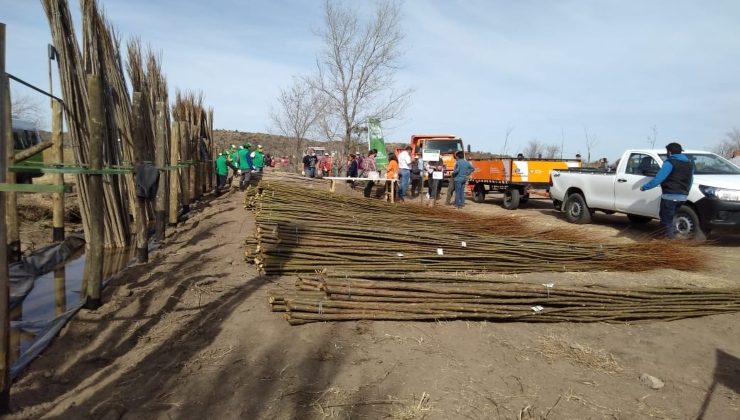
[469,158,582,209]
[409,134,464,177]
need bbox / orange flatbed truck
[469,157,582,209]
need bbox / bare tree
[647,125,657,148]
[713,127,740,157]
[270,77,325,171]
[522,139,544,158]
[583,127,598,163]
[501,124,514,156]
[11,93,44,127]
[311,0,412,155]
[543,143,561,159]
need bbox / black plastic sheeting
[10,234,86,308]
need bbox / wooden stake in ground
[2,75,19,262]
[154,101,167,240]
[51,100,65,241]
[168,122,180,225]
[179,121,190,210]
[131,92,148,263]
[82,73,105,310]
[0,22,12,413]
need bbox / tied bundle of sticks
[244,180,706,275]
[269,271,740,325]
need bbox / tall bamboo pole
[131,92,148,262]
[179,121,190,210]
[2,75,18,262]
[154,101,167,240]
[83,73,105,310]
[0,22,11,413]
[51,100,64,241]
[168,122,180,225]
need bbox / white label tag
[461,241,467,247]
[432,171,443,180]
[531,306,544,313]
[437,248,444,255]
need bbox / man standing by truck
[639,142,693,238]
[397,145,412,202]
[451,151,475,209]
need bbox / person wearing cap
[303,149,318,178]
[215,152,229,193]
[319,152,332,177]
[237,144,253,191]
[640,142,694,238]
[251,145,265,172]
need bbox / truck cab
[409,134,463,176]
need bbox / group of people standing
[344,147,475,208]
[302,150,333,178]
[215,143,267,194]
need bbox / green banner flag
[368,117,388,169]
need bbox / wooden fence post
[0,22,12,413]
[51,100,64,241]
[154,101,167,240]
[131,93,148,263]
[168,121,180,225]
[179,121,190,210]
[2,74,18,262]
[83,73,105,310]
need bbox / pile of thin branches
[244,179,705,275]
[269,271,740,325]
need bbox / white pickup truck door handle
[617,178,628,183]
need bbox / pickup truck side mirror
[642,169,658,177]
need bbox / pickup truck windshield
[658,153,740,175]
[424,140,462,153]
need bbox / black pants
[364,181,375,197]
[217,174,227,190]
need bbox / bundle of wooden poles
[42,0,215,248]
[242,176,737,324]
[270,271,740,325]
[244,178,705,275]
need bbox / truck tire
[563,193,592,224]
[472,183,486,203]
[627,214,652,224]
[675,205,708,241]
[502,188,520,210]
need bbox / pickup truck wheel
[502,188,520,210]
[564,193,592,224]
[627,214,652,224]
[674,205,708,241]
[472,184,486,203]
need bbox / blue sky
[3,0,739,161]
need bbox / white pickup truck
[549,149,740,240]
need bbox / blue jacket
[452,158,475,182]
[641,153,692,191]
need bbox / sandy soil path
[7,186,740,419]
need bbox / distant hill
[212,129,406,158]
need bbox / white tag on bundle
[396,252,404,257]
[531,305,544,313]
[437,248,444,255]
[461,241,467,247]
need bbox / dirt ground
[7,181,740,419]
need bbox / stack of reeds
[172,90,213,204]
[269,271,740,324]
[42,0,213,247]
[243,178,705,275]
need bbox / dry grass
[537,335,622,374]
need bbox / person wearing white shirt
[397,145,412,202]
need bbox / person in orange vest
[385,152,399,201]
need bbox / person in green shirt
[215,152,229,192]
[251,145,265,172]
[237,144,253,191]
[227,145,239,185]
